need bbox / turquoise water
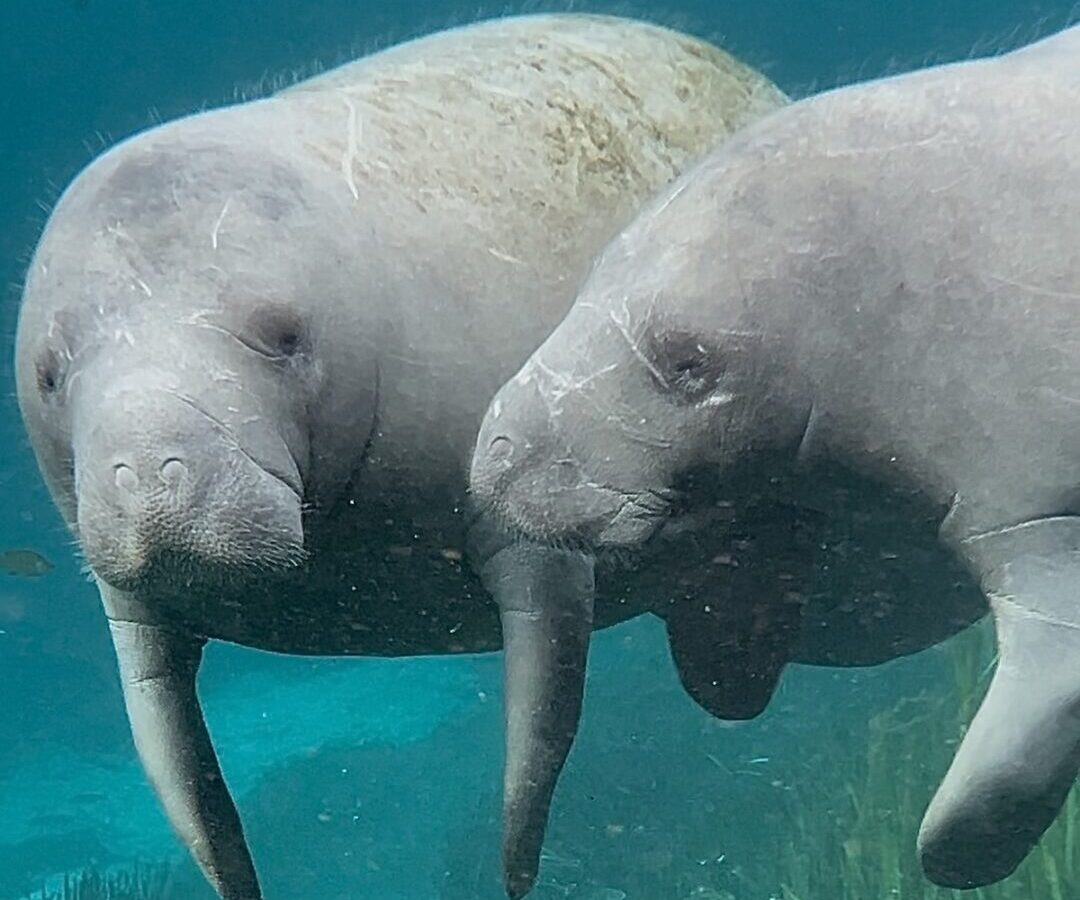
[0,2,1076,898]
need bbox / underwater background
[2,1,1079,898]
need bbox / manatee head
[15,113,378,595]
[469,180,811,554]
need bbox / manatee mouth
[90,535,309,595]
[594,487,682,544]
[469,480,680,567]
[79,465,308,595]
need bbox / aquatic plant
[775,618,1080,899]
[26,862,174,900]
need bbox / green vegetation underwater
[2,1,1078,898]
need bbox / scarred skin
[13,13,787,900]
[471,24,1080,896]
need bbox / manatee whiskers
[493,481,678,552]
[83,514,309,594]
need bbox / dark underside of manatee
[613,455,985,677]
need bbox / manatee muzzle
[73,382,304,591]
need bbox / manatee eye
[247,304,308,360]
[35,348,66,398]
[277,329,302,357]
[647,330,726,403]
[673,352,708,380]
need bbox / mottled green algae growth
[533,29,787,201]
[281,14,786,253]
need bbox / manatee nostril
[113,463,139,493]
[488,435,515,466]
[160,457,187,484]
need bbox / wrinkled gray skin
[472,24,1080,896]
[13,14,788,900]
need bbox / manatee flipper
[660,506,808,720]
[480,542,595,900]
[919,517,1080,888]
[662,584,802,720]
[100,583,261,900]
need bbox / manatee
[13,13,786,899]
[470,23,1080,895]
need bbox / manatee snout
[75,378,305,591]
[469,397,522,511]
[472,365,678,553]
[470,381,554,520]
[472,375,644,548]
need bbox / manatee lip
[92,537,308,596]
[467,479,680,563]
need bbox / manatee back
[263,14,790,480]
[274,13,787,290]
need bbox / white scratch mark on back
[649,178,689,219]
[986,272,1080,301]
[1037,386,1080,406]
[211,196,233,250]
[341,94,362,201]
[487,247,525,266]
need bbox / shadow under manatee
[441,616,954,900]
[154,660,503,899]
[21,615,955,899]
[160,621,798,899]
[0,605,954,898]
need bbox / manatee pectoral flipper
[919,516,1080,888]
[479,542,595,900]
[100,583,261,900]
[660,510,807,720]
[662,582,802,720]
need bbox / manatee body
[471,24,1080,896]
[14,14,786,899]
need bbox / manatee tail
[919,517,1080,887]
[480,542,595,900]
